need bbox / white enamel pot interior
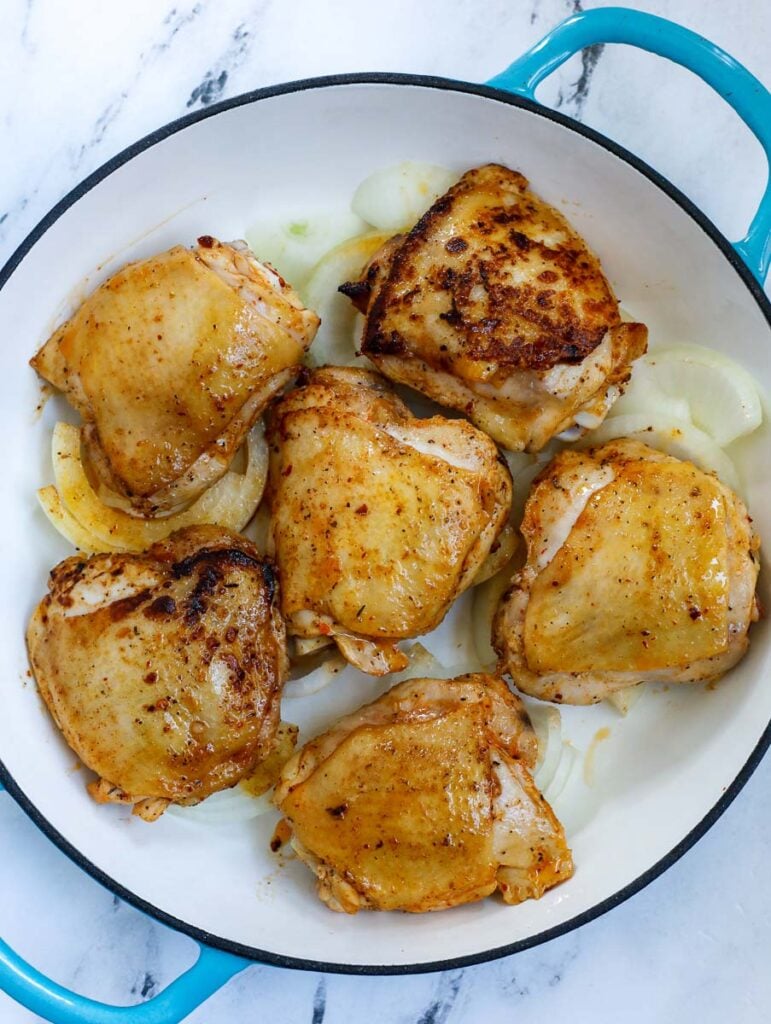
[1,77,770,972]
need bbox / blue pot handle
[0,785,250,1023]
[487,6,771,284]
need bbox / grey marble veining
[2,1,771,1021]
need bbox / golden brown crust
[494,440,761,704]
[30,239,317,512]
[274,673,572,913]
[26,525,288,816]
[265,367,512,669]
[361,164,622,373]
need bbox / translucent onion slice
[391,644,482,682]
[502,450,537,478]
[582,413,740,491]
[471,561,516,669]
[245,210,369,292]
[644,345,763,445]
[284,641,482,705]
[612,359,692,423]
[283,654,349,700]
[510,461,545,529]
[303,231,393,367]
[529,704,563,793]
[242,501,270,553]
[390,642,448,681]
[472,525,518,585]
[47,421,268,552]
[37,485,119,554]
[351,162,459,231]
[547,743,598,837]
[541,740,579,805]
[529,704,597,836]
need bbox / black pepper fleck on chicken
[341,164,647,451]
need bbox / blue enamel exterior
[3,7,771,1021]
[487,6,771,283]
[0,937,249,1023]
[0,784,250,1022]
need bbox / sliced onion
[542,740,579,805]
[303,231,394,367]
[391,643,484,682]
[529,704,563,792]
[472,525,518,585]
[472,562,516,669]
[242,501,270,553]
[351,162,459,231]
[547,744,599,837]
[37,485,119,553]
[510,461,544,529]
[502,450,536,478]
[555,423,586,443]
[644,345,762,445]
[612,358,692,423]
[283,654,349,700]
[284,641,481,705]
[528,703,597,835]
[47,421,268,552]
[387,642,442,681]
[245,210,369,292]
[581,413,740,491]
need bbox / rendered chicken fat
[494,439,761,704]
[31,237,319,514]
[274,674,572,913]
[26,525,288,820]
[265,367,513,674]
[341,164,647,451]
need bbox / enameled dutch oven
[1,8,770,1022]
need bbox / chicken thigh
[31,237,319,515]
[265,367,512,674]
[274,674,572,913]
[341,164,647,451]
[26,525,287,820]
[494,439,760,704]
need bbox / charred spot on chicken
[340,164,647,452]
[26,525,288,820]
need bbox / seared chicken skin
[494,439,760,704]
[274,674,573,913]
[266,367,512,674]
[26,525,288,820]
[31,237,319,515]
[341,164,647,451]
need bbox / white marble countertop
[2,1,771,1021]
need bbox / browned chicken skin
[274,674,573,913]
[26,525,288,820]
[265,366,512,674]
[494,439,761,704]
[341,164,647,451]
[31,237,319,515]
